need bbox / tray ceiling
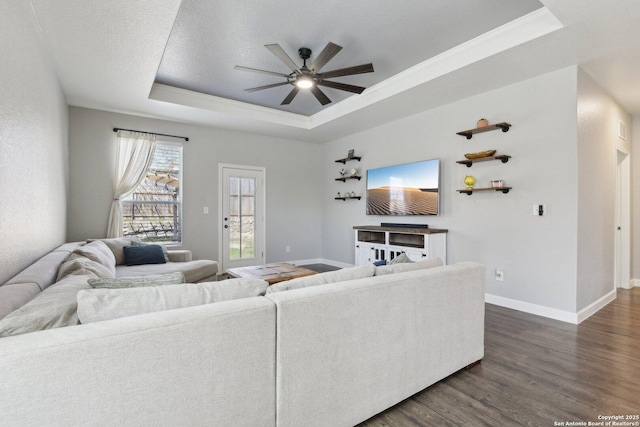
[155,0,543,116]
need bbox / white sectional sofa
[0,240,218,321]
[0,248,484,426]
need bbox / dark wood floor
[359,288,640,426]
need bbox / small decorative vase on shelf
[477,118,489,128]
[464,175,477,190]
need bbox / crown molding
[149,83,312,129]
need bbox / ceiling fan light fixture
[236,42,374,105]
[295,75,314,89]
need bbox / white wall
[0,1,69,285]
[322,67,581,315]
[576,68,632,308]
[67,107,323,264]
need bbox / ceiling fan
[234,42,374,106]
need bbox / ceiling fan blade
[309,42,342,72]
[310,86,332,105]
[318,63,374,79]
[245,81,291,92]
[317,80,366,94]
[281,86,301,105]
[265,44,301,74]
[234,65,291,78]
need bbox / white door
[219,165,266,271]
[614,149,631,289]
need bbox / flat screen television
[366,159,440,215]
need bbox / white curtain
[106,132,157,238]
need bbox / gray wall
[322,67,582,314]
[0,1,69,285]
[67,107,323,264]
[576,68,631,310]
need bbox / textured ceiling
[155,0,543,116]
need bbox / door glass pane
[229,177,256,260]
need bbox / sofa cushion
[86,238,141,265]
[0,283,41,321]
[374,257,443,276]
[77,278,269,323]
[123,244,166,266]
[266,264,375,294]
[0,273,95,337]
[88,272,185,289]
[4,247,80,291]
[72,241,116,275]
[115,260,218,283]
[57,254,116,281]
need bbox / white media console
[353,225,448,266]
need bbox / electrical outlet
[495,269,504,281]
[532,204,546,216]
[285,246,291,253]
[203,206,209,214]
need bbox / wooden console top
[353,225,448,234]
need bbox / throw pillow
[123,244,167,266]
[76,278,269,323]
[389,252,413,264]
[131,241,170,262]
[374,257,444,276]
[72,241,116,275]
[266,264,375,294]
[88,272,185,289]
[86,238,141,265]
[0,273,95,337]
[56,254,116,281]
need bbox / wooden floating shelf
[456,155,511,167]
[456,122,511,140]
[335,196,362,201]
[335,156,362,164]
[335,176,362,182]
[457,187,512,195]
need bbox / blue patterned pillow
[123,244,166,266]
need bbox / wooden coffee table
[225,263,317,285]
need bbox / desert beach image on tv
[366,159,440,216]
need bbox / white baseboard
[485,294,579,324]
[486,289,617,324]
[630,279,640,288]
[576,290,617,323]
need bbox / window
[121,141,183,244]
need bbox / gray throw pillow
[389,252,413,264]
[86,238,141,265]
[56,254,116,281]
[71,241,116,274]
[88,272,185,289]
[77,278,269,323]
[375,257,443,276]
